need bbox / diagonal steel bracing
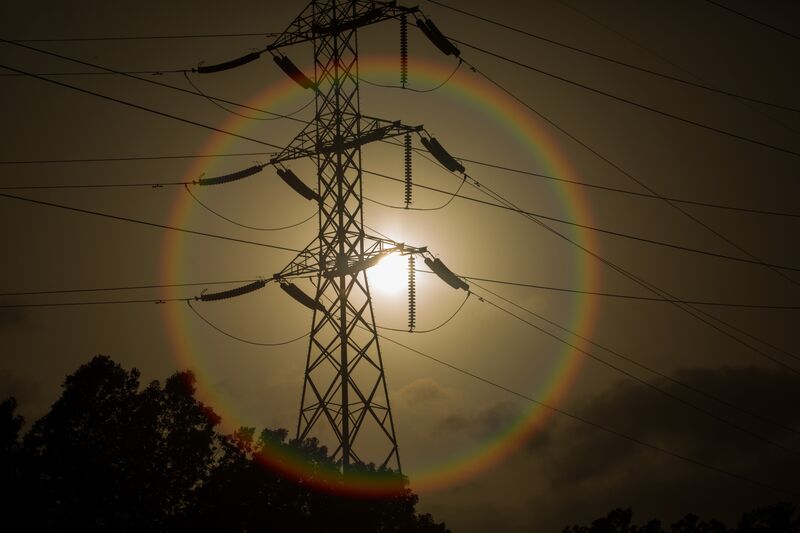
[270,0,420,473]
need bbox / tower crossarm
[270,117,423,165]
[274,235,426,280]
[266,1,418,52]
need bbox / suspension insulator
[420,136,465,173]
[276,168,320,202]
[273,55,315,90]
[199,280,266,301]
[280,282,327,313]
[424,257,469,291]
[408,255,416,331]
[404,133,413,208]
[197,165,263,186]
[400,14,408,88]
[195,52,262,74]
[416,18,460,57]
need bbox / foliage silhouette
[1,355,448,532]
[563,504,800,533]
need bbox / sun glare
[368,253,408,294]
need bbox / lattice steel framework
[268,0,418,472]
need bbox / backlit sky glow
[2,1,799,531]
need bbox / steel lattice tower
[268,0,421,472]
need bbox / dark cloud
[396,378,451,408]
[431,365,800,533]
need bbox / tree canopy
[563,504,800,533]
[1,355,448,532]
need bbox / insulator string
[400,14,409,88]
[404,133,413,207]
[408,255,417,331]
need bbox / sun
[368,253,409,294]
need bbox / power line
[454,156,800,219]
[701,0,800,41]
[182,70,315,121]
[6,148,800,220]
[377,291,471,333]
[6,269,796,311]
[363,168,800,273]
[448,37,800,158]
[360,58,463,93]
[443,4,800,289]
[184,184,317,232]
[378,333,796,497]
[461,168,800,373]
[0,192,301,253]
[0,297,189,308]
[470,280,800,436]
[186,299,309,347]
[449,52,800,286]
[3,268,796,311]
[13,164,795,281]
[450,34,800,290]
[0,70,187,77]
[469,287,800,458]
[406,97,800,372]
[4,284,792,495]
[554,0,800,141]
[0,62,286,151]
[9,165,794,273]
[0,152,274,165]
[9,32,280,42]
[459,274,800,310]
[1,39,310,126]
[0,279,261,298]
[423,0,800,112]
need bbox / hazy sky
[2,1,799,531]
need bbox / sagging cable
[280,282,327,313]
[276,167,320,202]
[198,279,267,301]
[273,54,315,90]
[196,164,264,186]
[416,18,460,57]
[424,257,469,291]
[194,52,262,74]
[421,136,465,173]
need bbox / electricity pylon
[267,1,421,472]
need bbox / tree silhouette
[563,504,800,533]
[2,355,449,532]
[562,507,662,533]
[20,355,220,531]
